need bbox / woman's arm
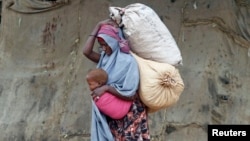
[82,23,101,63]
[92,85,135,101]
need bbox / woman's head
[97,37,113,55]
[97,24,122,55]
[86,68,108,91]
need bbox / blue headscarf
[91,101,114,141]
[96,27,139,97]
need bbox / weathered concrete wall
[0,0,249,141]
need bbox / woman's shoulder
[120,53,136,62]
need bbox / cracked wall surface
[0,0,249,141]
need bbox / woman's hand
[91,85,108,101]
[97,19,118,27]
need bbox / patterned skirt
[107,94,150,141]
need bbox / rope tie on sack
[159,72,177,87]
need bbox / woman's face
[98,40,112,56]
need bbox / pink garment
[95,92,132,119]
[98,24,130,53]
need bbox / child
[86,68,132,119]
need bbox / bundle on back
[131,52,184,113]
[109,3,183,66]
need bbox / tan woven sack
[131,52,184,113]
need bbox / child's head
[86,68,108,91]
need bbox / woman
[83,19,150,141]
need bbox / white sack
[109,3,183,66]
